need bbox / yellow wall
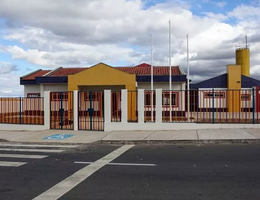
[68,63,137,120]
[227,65,241,112]
[236,48,250,77]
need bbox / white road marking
[32,145,134,200]
[0,161,27,167]
[74,161,157,167]
[0,154,48,159]
[0,143,78,148]
[0,148,64,153]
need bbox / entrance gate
[78,91,104,131]
[50,92,74,130]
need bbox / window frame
[162,91,179,107]
[241,93,251,101]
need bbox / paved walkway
[0,128,260,144]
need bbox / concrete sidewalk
[0,128,260,144]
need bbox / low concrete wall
[0,124,48,131]
[104,122,260,132]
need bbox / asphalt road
[0,143,260,200]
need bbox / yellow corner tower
[235,44,250,77]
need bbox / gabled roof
[115,65,181,75]
[191,74,227,89]
[191,73,260,89]
[241,75,260,88]
[21,63,184,81]
[22,70,52,80]
[47,68,86,77]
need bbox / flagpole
[169,20,172,122]
[151,34,154,122]
[187,34,190,121]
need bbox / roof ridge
[44,67,62,77]
[178,65,185,75]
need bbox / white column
[40,84,45,97]
[138,89,144,123]
[156,89,162,123]
[44,91,50,129]
[104,90,111,126]
[121,89,128,123]
[73,91,78,131]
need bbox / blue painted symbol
[43,134,75,140]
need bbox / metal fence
[111,91,121,122]
[106,88,260,124]
[144,90,155,122]
[78,91,104,131]
[50,92,73,130]
[159,89,260,124]
[0,97,44,125]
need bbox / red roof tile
[116,64,181,75]
[48,68,86,77]
[22,70,51,80]
[21,63,183,80]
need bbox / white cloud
[0,0,259,94]
[0,62,23,97]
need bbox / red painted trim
[50,92,69,101]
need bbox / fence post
[156,89,162,124]
[104,90,111,131]
[253,88,255,124]
[73,91,78,130]
[19,97,22,124]
[44,91,50,129]
[121,89,128,123]
[138,89,144,123]
[212,89,214,124]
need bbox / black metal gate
[50,92,74,130]
[78,91,104,131]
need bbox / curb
[96,139,260,145]
[0,139,9,142]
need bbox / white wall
[24,84,67,97]
[44,84,68,93]
[138,82,183,90]
[198,88,227,109]
[24,85,41,97]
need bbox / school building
[4,45,258,131]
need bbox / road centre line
[74,161,157,167]
[0,143,78,148]
[0,148,64,153]
[0,161,27,167]
[0,154,48,159]
[32,145,134,200]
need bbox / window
[241,94,251,101]
[204,92,225,98]
[145,92,156,105]
[27,93,40,98]
[162,92,178,106]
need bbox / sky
[0,0,260,96]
